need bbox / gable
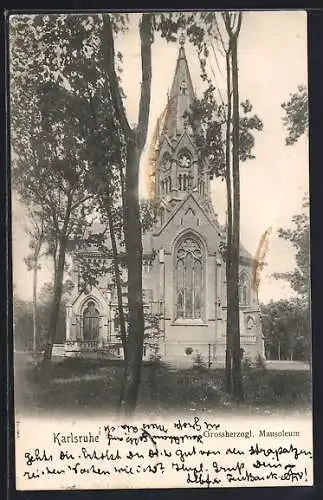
[153,193,254,266]
[153,193,223,255]
[158,135,174,157]
[70,285,109,314]
[174,131,197,160]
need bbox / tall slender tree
[223,12,244,401]
[101,14,153,413]
[10,15,118,362]
[182,12,262,398]
[23,207,46,355]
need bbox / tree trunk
[102,14,152,414]
[32,239,42,356]
[104,190,128,361]
[43,234,68,362]
[224,47,233,395]
[32,258,38,356]
[230,23,243,402]
[278,341,281,360]
[119,143,145,414]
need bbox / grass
[14,354,312,417]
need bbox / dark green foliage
[186,94,263,182]
[238,100,263,161]
[273,197,310,300]
[242,366,311,408]
[10,14,127,360]
[192,351,208,371]
[15,356,311,415]
[261,298,310,362]
[13,298,34,351]
[140,199,157,234]
[13,282,70,351]
[269,197,311,363]
[144,309,162,361]
[282,85,308,146]
[185,88,225,180]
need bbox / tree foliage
[181,12,263,401]
[10,14,126,361]
[187,93,263,181]
[273,196,310,301]
[261,299,310,361]
[282,85,308,146]
[13,281,71,352]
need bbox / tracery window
[178,173,190,191]
[175,236,204,319]
[178,151,192,168]
[239,273,250,305]
[83,300,99,341]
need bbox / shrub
[241,356,253,372]
[185,347,193,356]
[148,346,162,364]
[192,351,207,371]
[255,353,267,370]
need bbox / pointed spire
[161,35,195,138]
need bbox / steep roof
[162,40,195,138]
[79,222,153,255]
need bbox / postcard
[10,10,312,489]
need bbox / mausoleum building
[61,40,265,367]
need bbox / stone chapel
[60,39,265,367]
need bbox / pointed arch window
[239,273,250,306]
[178,173,191,192]
[161,152,171,172]
[199,180,205,196]
[83,300,99,341]
[167,176,171,192]
[160,207,165,225]
[175,236,204,319]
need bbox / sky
[11,10,308,304]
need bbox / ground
[14,353,312,418]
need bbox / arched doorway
[83,301,100,341]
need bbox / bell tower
[154,35,212,226]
